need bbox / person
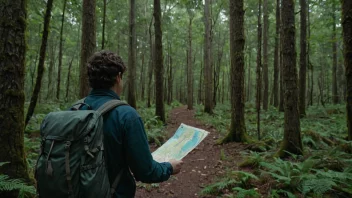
[83,50,183,197]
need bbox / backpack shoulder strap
[96,100,129,116]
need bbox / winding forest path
[136,106,245,198]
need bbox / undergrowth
[0,162,36,197]
[198,104,351,197]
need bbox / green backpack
[35,99,127,198]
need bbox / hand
[169,159,183,175]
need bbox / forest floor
[136,106,247,198]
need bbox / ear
[116,72,122,84]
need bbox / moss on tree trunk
[221,0,248,143]
[0,0,31,196]
[277,0,303,157]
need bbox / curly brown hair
[87,50,126,89]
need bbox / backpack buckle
[65,141,71,149]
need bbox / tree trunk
[222,0,248,143]
[198,61,203,104]
[256,0,262,139]
[25,0,54,127]
[154,0,165,122]
[341,0,352,140]
[65,57,74,102]
[140,44,145,101]
[332,2,339,104]
[187,17,194,110]
[0,1,31,196]
[167,42,173,105]
[79,0,96,98]
[299,0,307,116]
[147,17,154,108]
[277,0,303,157]
[102,0,106,49]
[128,0,137,108]
[46,40,55,101]
[204,0,213,114]
[56,0,67,100]
[308,0,313,106]
[273,0,280,107]
[263,0,269,110]
[279,0,284,112]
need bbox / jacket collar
[89,89,121,100]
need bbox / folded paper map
[152,123,209,162]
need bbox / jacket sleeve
[123,116,173,183]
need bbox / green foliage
[232,187,260,198]
[270,189,296,198]
[239,151,265,169]
[0,163,36,197]
[200,170,258,196]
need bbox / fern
[0,175,36,196]
[301,178,336,196]
[0,162,36,197]
[232,187,260,198]
[270,189,296,198]
[200,179,239,195]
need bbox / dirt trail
[136,106,245,198]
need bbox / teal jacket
[83,89,173,197]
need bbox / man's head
[87,50,126,95]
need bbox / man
[84,50,183,197]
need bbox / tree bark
[65,57,74,102]
[299,0,307,116]
[57,0,67,100]
[79,0,96,98]
[273,0,280,107]
[332,2,339,104]
[222,0,247,143]
[256,0,262,140]
[128,0,137,108]
[279,0,284,112]
[102,0,106,49]
[277,0,303,157]
[263,0,269,110]
[147,17,154,108]
[187,16,194,110]
[154,0,165,122]
[25,0,54,127]
[204,0,213,114]
[0,1,31,194]
[341,0,352,140]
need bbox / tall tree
[101,0,107,49]
[204,0,213,114]
[154,0,165,122]
[57,0,67,100]
[0,0,31,196]
[128,0,137,108]
[25,0,54,127]
[299,0,307,116]
[256,0,262,140]
[263,0,269,110]
[222,0,248,143]
[79,0,96,98]
[147,17,154,108]
[278,0,303,157]
[273,0,280,107]
[341,0,352,140]
[187,11,194,110]
[332,1,339,104]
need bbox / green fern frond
[232,187,260,198]
[301,178,336,196]
[200,179,239,195]
[0,175,36,195]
